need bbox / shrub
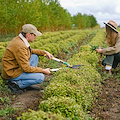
[39,96,86,120]
[43,59,101,110]
[17,109,66,120]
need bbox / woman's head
[104,20,118,47]
[104,20,118,33]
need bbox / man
[1,24,53,94]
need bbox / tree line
[0,0,98,35]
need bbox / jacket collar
[19,33,30,47]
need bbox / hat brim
[34,30,42,36]
[103,22,118,33]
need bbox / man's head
[22,24,42,36]
[21,24,42,42]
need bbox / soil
[10,75,53,110]
[0,35,120,120]
[90,74,120,120]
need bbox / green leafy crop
[39,96,85,120]
[89,44,99,53]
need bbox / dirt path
[10,74,52,109]
[0,75,53,120]
[90,75,120,120]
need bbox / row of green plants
[32,30,83,45]
[38,30,97,56]
[17,29,105,119]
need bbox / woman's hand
[95,47,103,53]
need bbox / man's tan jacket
[2,36,46,80]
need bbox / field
[0,29,120,120]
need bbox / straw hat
[103,20,118,33]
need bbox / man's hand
[42,68,51,75]
[95,47,103,53]
[45,51,53,59]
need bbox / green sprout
[89,44,99,53]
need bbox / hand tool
[44,54,84,71]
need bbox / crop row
[31,29,97,55]
[18,29,105,120]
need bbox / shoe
[7,82,23,94]
[24,85,42,91]
[105,70,112,75]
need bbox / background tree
[72,13,98,29]
[0,0,98,36]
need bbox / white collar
[19,33,30,47]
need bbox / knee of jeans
[16,80,24,89]
[41,74,45,80]
[37,74,45,83]
[32,54,38,60]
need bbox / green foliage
[89,29,105,46]
[0,42,9,64]
[40,29,105,119]
[43,58,101,110]
[39,96,86,120]
[89,44,99,53]
[79,29,105,67]
[0,0,72,35]
[0,106,15,117]
[0,0,98,35]
[76,51,99,67]
[0,76,3,89]
[30,29,94,56]
[0,46,5,62]
[0,96,11,105]
[17,109,66,120]
[73,13,98,29]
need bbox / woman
[95,20,120,75]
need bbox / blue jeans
[10,54,44,89]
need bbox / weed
[0,105,16,117]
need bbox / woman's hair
[106,25,118,47]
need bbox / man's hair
[21,32,27,37]
[21,32,34,38]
